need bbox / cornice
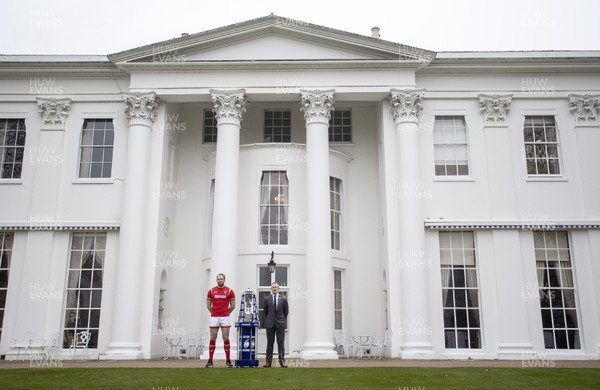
[424,219,600,230]
[418,57,600,75]
[0,57,127,78]
[114,59,425,73]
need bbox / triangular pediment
[109,14,435,65]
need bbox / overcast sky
[2,0,600,55]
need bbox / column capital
[123,92,160,125]
[209,89,247,126]
[478,94,512,127]
[568,94,600,124]
[37,97,71,130]
[300,89,335,125]
[389,88,425,124]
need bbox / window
[334,270,343,330]
[329,110,352,142]
[0,119,26,179]
[0,233,14,341]
[433,116,469,176]
[534,231,580,349]
[259,171,288,245]
[330,177,342,250]
[524,116,560,175]
[203,110,217,143]
[63,233,106,349]
[257,265,288,329]
[439,231,481,349]
[264,110,291,142]
[78,119,114,178]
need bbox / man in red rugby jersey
[205,273,236,368]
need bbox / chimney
[371,26,380,39]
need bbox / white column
[389,89,433,357]
[300,89,338,359]
[208,89,246,292]
[105,92,159,359]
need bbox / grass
[1,367,599,390]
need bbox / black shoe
[263,361,272,368]
[279,360,288,368]
[226,360,233,368]
[205,360,213,368]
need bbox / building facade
[0,15,599,360]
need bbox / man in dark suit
[263,282,289,368]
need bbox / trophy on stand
[235,289,260,367]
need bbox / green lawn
[1,367,598,390]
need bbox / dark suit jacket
[263,293,289,329]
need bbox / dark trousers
[265,326,285,362]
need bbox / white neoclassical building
[0,14,599,361]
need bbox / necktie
[274,294,277,310]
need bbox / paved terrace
[1,358,598,369]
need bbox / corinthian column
[389,88,433,357]
[300,89,338,359]
[105,92,159,359]
[209,89,246,297]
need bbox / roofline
[107,14,435,64]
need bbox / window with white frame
[203,110,218,144]
[328,110,352,142]
[0,233,13,341]
[433,116,469,176]
[63,232,106,348]
[524,116,560,175]
[78,119,114,178]
[259,171,288,245]
[257,265,288,329]
[330,177,342,250]
[439,231,481,349]
[334,270,343,330]
[0,119,26,179]
[534,231,580,349]
[264,110,291,142]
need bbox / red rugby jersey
[207,286,235,317]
